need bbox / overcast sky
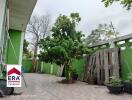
[32,0,132,37]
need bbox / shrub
[109,76,122,86]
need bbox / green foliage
[109,76,122,86]
[71,69,77,76]
[128,73,132,81]
[38,13,90,80]
[86,23,119,46]
[102,0,132,10]
[23,39,33,58]
[23,39,29,54]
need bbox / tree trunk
[65,64,72,82]
[33,42,38,72]
[57,64,64,77]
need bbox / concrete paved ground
[1,73,132,100]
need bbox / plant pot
[124,81,132,94]
[0,79,14,97]
[107,84,124,94]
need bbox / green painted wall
[120,49,132,80]
[52,63,59,75]
[41,63,52,74]
[22,59,33,73]
[72,58,84,80]
[22,38,132,82]
[115,39,132,80]
[22,60,60,75]
[21,59,60,74]
[6,29,22,64]
[39,58,84,79]
[41,62,59,75]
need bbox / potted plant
[0,79,14,97]
[107,76,123,94]
[124,73,132,94]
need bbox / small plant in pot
[107,76,123,94]
[124,73,132,94]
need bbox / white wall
[0,0,7,77]
[0,0,7,47]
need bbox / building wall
[39,59,84,78]
[40,62,59,75]
[6,29,23,64]
[0,0,36,78]
[0,0,7,77]
[0,0,7,60]
[116,39,132,80]
[120,48,132,80]
[22,58,84,78]
[22,59,33,73]
[0,0,7,43]
[72,58,85,80]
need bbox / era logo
[8,76,20,80]
[8,67,21,80]
[8,67,20,75]
[6,65,21,87]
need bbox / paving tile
[1,73,132,100]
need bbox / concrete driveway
[1,73,132,100]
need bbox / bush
[128,73,132,82]
[109,76,122,86]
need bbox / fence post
[50,64,53,74]
[41,62,44,73]
[104,50,109,84]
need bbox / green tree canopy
[38,13,90,80]
[23,39,29,55]
[102,0,132,10]
[86,23,119,46]
[23,39,33,58]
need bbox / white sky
[32,0,132,37]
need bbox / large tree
[102,0,132,10]
[23,39,29,55]
[38,13,90,81]
[23,39,33,59]
[26,14,51,72]
[86,23,119,46]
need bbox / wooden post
[96,51,100,84]
[104,50,109,84]
[113,48,120,78]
